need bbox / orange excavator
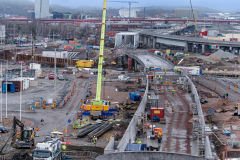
[165,54,171,61]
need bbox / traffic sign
[76,46,81,48]
[68,119,71,123]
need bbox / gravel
[209,50,237,59]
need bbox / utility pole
[6,61,7,119]
[54,48,56,108]
[31,29,33,69]
[0,63,2,122]
[20,62,22,121]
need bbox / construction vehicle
[80,0,110,113]
[33,131,63,160]
[12,116,35,148]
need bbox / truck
[174,66,202,75]
[75,60,94,68]
[33,131,63,160]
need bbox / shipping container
[2,83,15,93]
[63,46,73,50]
[75,60,94,68]
[86,46,93,50]
[150,108,164,120]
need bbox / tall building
[119,9,140,18]
[27,9,35,19]
[175,8,198,19]
[35,0,51,19]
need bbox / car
[17,61,25,65]
[175,52,184,55]
[58,75,64,80]
[116,68,124,71]
[0,126,9,133]
[118,75,130,81]
[48,73,54,79]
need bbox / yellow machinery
[75,60,94,68]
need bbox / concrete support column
[202,44,205,53]
[191,43,194,52]
[153,37,156,49]
[148,37,151,48]
[184,42,189,52]
[143,36,147,46]
[134,60,137,71]
[233,48,236,54]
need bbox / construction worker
[175,68,177,72]
[62,145,67,155]
[159,75,160,78]
[172,89,175,96]
[148,95,150,99]
[165,68,166,73]
[157,132,163,143]
[120,107,123,114]
[160,76,163,82]
[93,136,97,145]
[155,75,156,78]
[184,54,186,57]
[137,139,141,144]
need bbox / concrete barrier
[96,152,207,160]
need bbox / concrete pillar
[134,60,137,71]
[184,42,189,52]
[153,37,156,49]
[202,44,205,53]
[148,37,151,48]
[143,36,147,46]
[191,43,194,52]
[233,48,236,54]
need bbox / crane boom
[92,0,108,106]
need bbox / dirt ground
[0,117,34,129]
[196,80,240,157]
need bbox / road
[136,54,172,69]
[159,84,197,155]
[1,74,88,143]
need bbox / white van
[118,75,130,81]
[84,68,93,72]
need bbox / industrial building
[35,0,52,19]
[27,9,35,19]
[175,8,198,19]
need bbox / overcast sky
[48,0,240,10]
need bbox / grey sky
[48,0,240,10]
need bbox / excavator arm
[13,116,24,141]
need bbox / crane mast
[92,0,108,106]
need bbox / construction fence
[4,52,78,66]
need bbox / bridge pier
[143,36,147,47]
[147,37,151,48]
[153,37,156,49]
[184,42,188,52]
[202,44,205,54]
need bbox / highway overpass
[138,30,240,54]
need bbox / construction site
[1,1,240,160]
